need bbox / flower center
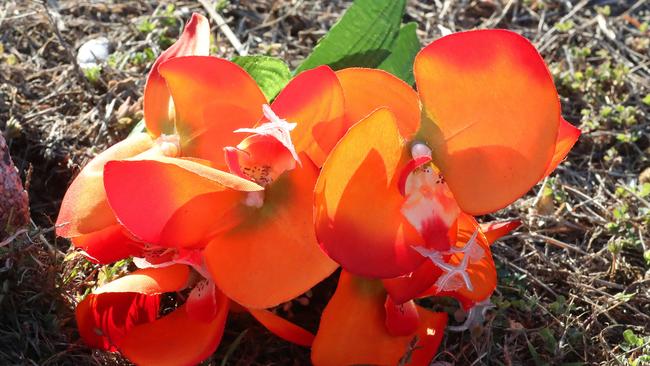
[223,105,302,209]
[400,141,460,252]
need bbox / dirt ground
[0,0,648,365]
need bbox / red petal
[480,219,521,245]
[186,280,218,323]
[415,30,561,215]
[421,214,497,308]
[249,308,315,347]
[144,13,210,136]
[384,297,420,336]
[104,157,261,245]
[75,265,190,351]
[383,260,441,305]
[76,292,160,352]
[157,190,248,249]
[71,224,143,264]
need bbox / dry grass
[0,0,648,365]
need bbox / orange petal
[157,190,248,249]
[205,159,338,308]
[315,108,425,278]
[249,308,315,347]
[182,102,264,167]
[104,157,261,245]
[543,117,581,177]
[76,265,190,352]
[158,56,266,158]
[336,68,420,137]
[270,66,345,167]
[480,219,521,245]
[56,133,154,238]
[415,29,560,215]
[144,13,210,136]
[311,272,447,366]
[95,264,190,295]
[120,290,229,366]
[71,224,143,264]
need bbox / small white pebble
[77,37,111,69]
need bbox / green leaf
[232,55,291,101]
[129,119,147,136]
[295,0,406,74]
[539,328,558,353]
[378,22,420,85]
[623,329,643,347]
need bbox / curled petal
[543,117,581,177]
[270,66,345,167]
[75,265,190,351]
[311,272,447,366]
[76,292,159,352]
[415,29,561,215]
[249,308,315,347]
[205,159,338,308]
[104,157,261,245]
[56,133,154,238]
[120,289,229,366]
[336,68,421,137]
[144,13,210,136]
[480,219,521,245]
[315,108,425,279]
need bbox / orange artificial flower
[58,13,342,309]
[76,263,316,365]
[308,216,520,365]
[76,265,229,366]
[314,30,580,305]
[57,12,346,364]
[104,56,343,309]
